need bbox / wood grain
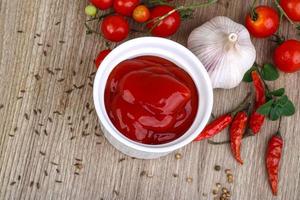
[0,0,299,199]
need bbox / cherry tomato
[132,5,150,23]
[89,0,113,10]
[101,15,129,42]
[147,5,181,37]
[95,49,111,68]
[113,0,140,16]
[245,6,279,38]
[280,0,300,22]
[273,40,300,73]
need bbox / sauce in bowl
[105,56,198,144]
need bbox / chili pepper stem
[249,0,258,20]
[208,130,254,145]
[230,92,252,116]
[276,117,282,137]
[273,0,294,25]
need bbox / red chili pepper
[229,111,248,164]
[266,132,283,196]
[194,114,233,141]
[249,71,266,134]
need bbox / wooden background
[0,0,299,199]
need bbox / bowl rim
[93,37,213,153]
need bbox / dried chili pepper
[266,131,283,196]
[229,111,248,164]
[249,70,266,134]
[194,114,233,141]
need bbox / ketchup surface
[105,56,198,144]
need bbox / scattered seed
[216,183,222,188]
[225,169,232,174]
[51,161,59,166]
[214,165,221,171]
[68,122,73,126]
[55,180,62,183]
[222,188,228,193]
[48,117,53,122]
[221,193,227,198]
[57,78,65,82]
[37,43,43,46]
[67,116,71,120]
[172,173,178,178]
[175,152,182,160]
[74,163,83,170]
[24,113,29,120]
[13,127,18,132]
[34,74,41,80]
[30,181,34,187]
[186,177,193,183]
[10,181,16,186]
[140,171,146,177]
[212,189,218,195]
[96,142,102,145]
[39,151,46,156]
[20,89,26,93]
[44,170,48,176]
[55,21,61,25]
[73,84,84,89]
[17,175,21,181]
[36,33,41,37]
[36,182,40,189]
[46,68,54,75]
[53,111,62,115]
[94,132,102,137]
[70,136,76,140]
[65,89,73,94]
[226,192,231,197]
[74,172,80,175]
[59,40,65,44]
[34,129,40,136]
[113,190,119,196]
[17,30,23,33]
[8,134,15,137]
[118,158,125,162]
[82,132,90,137]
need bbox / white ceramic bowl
[93,37,213,159]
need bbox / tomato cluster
[87,0,181,43]
[245,1,300,73]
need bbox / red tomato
[89,0,113,10]
[95,49,111,68]
[113,0,140,16]
[280,0,300,22]
[147,5,181,37]
[101,15,129,42]
[245,6,279,38]
[132,5,150,23]
[273,40,300,73]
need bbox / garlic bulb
[187,16,256,89]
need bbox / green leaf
[243,67,257,82]
[261,64,279,81]
[257,99,274,116]
[269,105,282,121]
[276,95,288,106]
[269,88,285,97]
[280,100,295,116]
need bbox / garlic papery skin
[187,16,256,89]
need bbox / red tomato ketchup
[104,56,198,144]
